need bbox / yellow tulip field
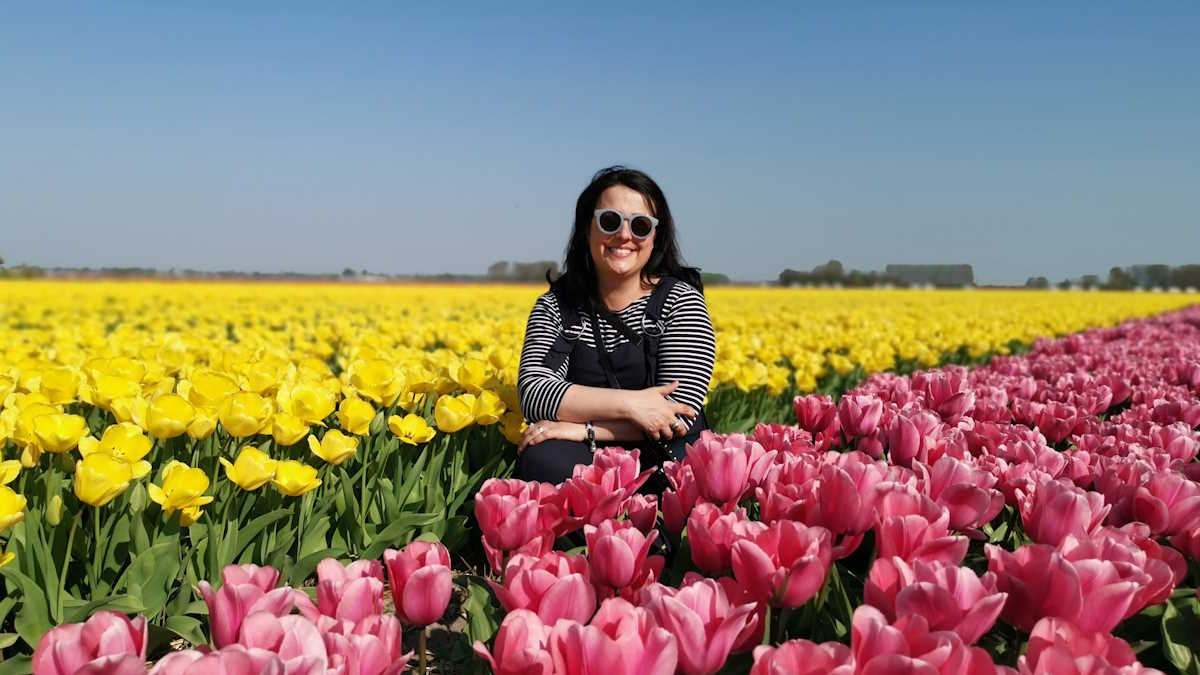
[0,279,1197,661]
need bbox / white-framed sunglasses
[593,208,659,240]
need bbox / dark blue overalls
[515,276,709,487]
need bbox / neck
[596,272,650,310]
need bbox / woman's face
[588,185,657,283]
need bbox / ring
[536,426,544,434]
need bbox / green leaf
[116,539,181,619]
[291,547,348,587]
[0,633,19,650]
[162,615,208,649]
[462,575,502,644]
[360,511,443,560]
[234,509,292,560]
[0,566,51,649]
[0,655,32,675]
[61,593,144,624]
[1162,594,1200,674]
[299,516,331,560]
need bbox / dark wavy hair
[549,165,703,309]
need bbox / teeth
[607,248,634,258]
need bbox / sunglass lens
[630,216,654,238]
[597,210,622,234]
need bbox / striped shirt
[518,281,716,429]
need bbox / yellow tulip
[284,382,336,426]
[220,446,279,491]
[453,357,494,395]
[396,390,425,413]
[187,410,218,440]
[73,454,134,507]
[218,391,273,438]
[0,485,27,533]
[0,549,13,569]
[0,375,14,404]
[185,370,238,411]
[147,393,194,439]
[82,422,153,469]
[39,366,80,405]
[0,459,19,485]
[178,504,205,527]
[33,413,89,453]
[272,460,321,497]
[92,374,140,410]
[499,410,526,445]
[349,360,406,406]
[148,461,214,517]
[472,390,506,426]
[109,396,149,428]
[387,413,436,445]
[14,402,59,449]
[272,412,310,447]
[307,429,358,465]
[434,394,475,433]
[337,396,375,436]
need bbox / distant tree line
[1028,264,1200,290]
[779,260,912,288]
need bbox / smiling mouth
[604,246,636,259]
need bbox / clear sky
[1,2,1197,284]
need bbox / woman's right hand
[623,381,697,441]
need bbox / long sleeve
[517,293,573,422]
[656,283,716,429]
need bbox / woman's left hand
[518,420,586,454]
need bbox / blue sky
[1,2,1197,284]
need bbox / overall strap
[540,289,583,373]
[641,276,678,384]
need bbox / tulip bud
[369,410,387,435]
[46,494,64,526]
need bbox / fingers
[653,380,679,395]
[673,403,697,418]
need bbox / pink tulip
[236,613,328,675]
[550,598,678,675]
[1131,470,1200,536]
[584,518,663,597]
[793,394,838,435]
[562,448,653,526]
[1061,525,1184,613]
[1069,559,1140,633]
[864,557,1007,645]
[310,558,385,625]
[1018,617,1163,675]
[641,578,756,675]
[474,478,564,573]
[850,605,997,675]
[687,503,765,574]
[661,461,700,534]
[731,520,832,608]
[1017,478,1108,547]
[473,610,554,675]
[916,369,976,424]
[323,614,412,675]
[33,612,147,675]
[874,486,968,566]
[382,541,453,626]
[197,581,304,648]
[624,493,658,535]
[923,455,1005,530]
[807,458,887,558]
[686,431,775,506]
[752,422,815,456]
[985,543,1083,632]
[488,552,596,625]
[888,411,942,467]
[221,564,281,593]
[750,640,852,675]
[700,574,766,654]
[149,646,285,675]
[837,395,884,439]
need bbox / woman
[515,166,716,486]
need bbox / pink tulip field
[29,305,1200,673]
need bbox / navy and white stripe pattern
[518,281,716,428]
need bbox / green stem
[57,513,81,620]
[761,605,773,646]
[777,606,792,644]
[418,628,427,674]
[358,434,370,538]
[89,507,103,593]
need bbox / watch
[585,421,596,452]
